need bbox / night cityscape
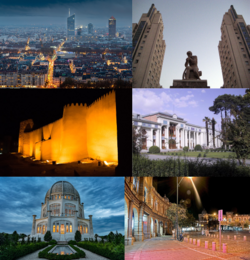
[0,0,132,88]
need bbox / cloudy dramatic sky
[133,89,246,130]
[0,0,132,27]
[0,177,124,236]
[133,0,250,88]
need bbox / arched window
[70,225,72,233]
[37,227,40,233]
[50,203,60,216]
[42,225,45,234]
[53,225,55,233]
[65,203,76,216]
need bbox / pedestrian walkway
[125,236,250,260]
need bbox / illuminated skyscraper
[109,16,116,38]
[132,4,166,88]
[88,23,93,34]
[67,13,75,38]
[218,5,250,87]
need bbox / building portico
[133,112,222,151]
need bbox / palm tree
[211,118,217,148]
[203,117,211,147]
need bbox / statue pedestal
[170,80,210,88]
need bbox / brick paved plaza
[125,231,250,260]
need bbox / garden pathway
[16,245,110,260]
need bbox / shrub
[197,153,201,157]
[75,231,81,242]
[203,153,207,157]
[95,234,98,242]
[148,146,160,154]
[44,231,52,242]
[38,237,41,242]
[89,238,94,242]
[78,241,124,260]
[84,238,88,241]
[68,240,77,245]
[38,244,85,259]
[0,242,48,260]
[205,149,209,154]
[183,146,188,152]
[48,239,57,245]
[27,236,30,244]
[194,145,202,152]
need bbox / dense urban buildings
[28,181,94,241]
[125,177,172,245]
[133,112,222,151]
[67,13,75,38]
[132,4,166,88]
[218,5,250,88]
[0,24,132,87]
[109,16,116,38]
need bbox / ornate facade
[125,177,172,246]
[29,181,94,241]
[133,112,222,150]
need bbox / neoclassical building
[29,181,94,241]
[133,112,222,150]
[125,177,172,245]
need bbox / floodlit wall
[57,103,88,164]
[18,91,118,163]
[87,91,118,162]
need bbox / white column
[32,215,36,235]
[159,127,162,150]
[188,131,190,148]
[47,210,51,231]
[151,129,153,147]
[166,126,169,149]
[176,128,180,149]
[185,130,187,147]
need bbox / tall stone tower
[132,4,166,88]
[218,5,250,88]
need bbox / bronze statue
[182,51,202,80]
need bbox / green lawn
[151,151,250,159]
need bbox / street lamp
[176,177,192,240]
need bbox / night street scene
[125,177,250,260]
[0,0,132,88]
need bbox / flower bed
[77,241,124,260]
[38,244,85,259]
[0,242,48,260]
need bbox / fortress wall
[41,139,52,160]
[86,91,118,162]
[30,128,42,157]
[35,142,41,160]
[50,119,63,162]
[22,132,31,156]
[57,104,88,163]
[18,119,34,154]
[43,123,54,140]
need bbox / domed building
[29,181,94,241]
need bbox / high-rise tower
[88,23,93,34]
[109,16,116,38]
[67,11,75,38]
[132,4,166,88]
[218,5,250,88]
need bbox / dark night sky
[0,0,132,27]
[0,177,124,235]
[153,177,250,219]
[0,89,130,140]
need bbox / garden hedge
[77,241,124,260]
[0,242,48,260]
[149,146,160,154]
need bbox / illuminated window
[68,196,70,199]
[37,227,40,233]
[55,195,57,199]
[66,225,69,233]
[64,195,67,199]
[80,225,83,234]
[56,225,59,233]
[86,227,88,233]
[61,224,65,234]
[70,225,72,233]
[53,225,55,233]
[43,225,45,234]
[59,195,61,199]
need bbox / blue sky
[133,0,250,88]
[133,89,247,130]
[0,177,124,236]
[0,0,132,27]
